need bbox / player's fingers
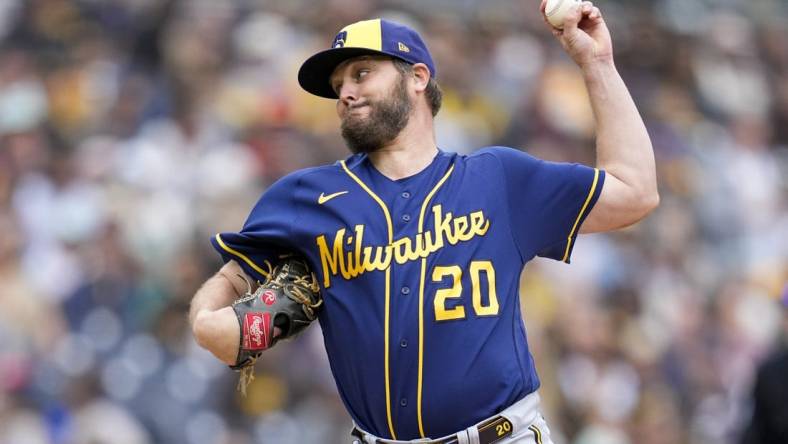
[589,6,602,21]
[541,9,557,30]
[580,1,595,21]
[539,0,552,27]
[562,1,584,32]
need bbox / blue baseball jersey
[211,147,604,440]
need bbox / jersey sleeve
[210,173,301,282]
[491,147,605,263]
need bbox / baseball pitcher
[190,2,658,443]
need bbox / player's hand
[539,0,613,69]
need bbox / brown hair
[392,58,443,117]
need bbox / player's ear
[411,63,430,93]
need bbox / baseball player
[190,2,658,443]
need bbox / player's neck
[367,110,437,181]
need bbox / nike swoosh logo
[318,191,349,204]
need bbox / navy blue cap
[298,18,436,98]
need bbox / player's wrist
[579,57,618,87]
[578,55,615,74]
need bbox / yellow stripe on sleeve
[214,234,271,279]
[561,168,600,262]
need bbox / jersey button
[400,398,408,407]
[400,339,408,348]
[402,214,411,222]
[401,191,411,199]
[401,287,410,295]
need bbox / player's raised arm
[539,0,659,233]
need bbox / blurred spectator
[740,286,788,444]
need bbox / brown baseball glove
[230,256,322,393]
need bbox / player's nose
[338,83,359,106]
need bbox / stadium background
[0,0,786,443]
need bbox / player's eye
[355,69,370,80]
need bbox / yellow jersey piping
[416,163,455,438]
[340,160,396,440]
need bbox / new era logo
[398,42,410,52]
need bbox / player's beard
[340,74,412,154]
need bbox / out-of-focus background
[0,0,786,443]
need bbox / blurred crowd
[0,0,786,443]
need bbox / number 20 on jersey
[432,260,499,321]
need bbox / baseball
[545,0,581,29]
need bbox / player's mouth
[343,103,370,118]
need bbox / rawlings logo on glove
[242,312,271,350]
